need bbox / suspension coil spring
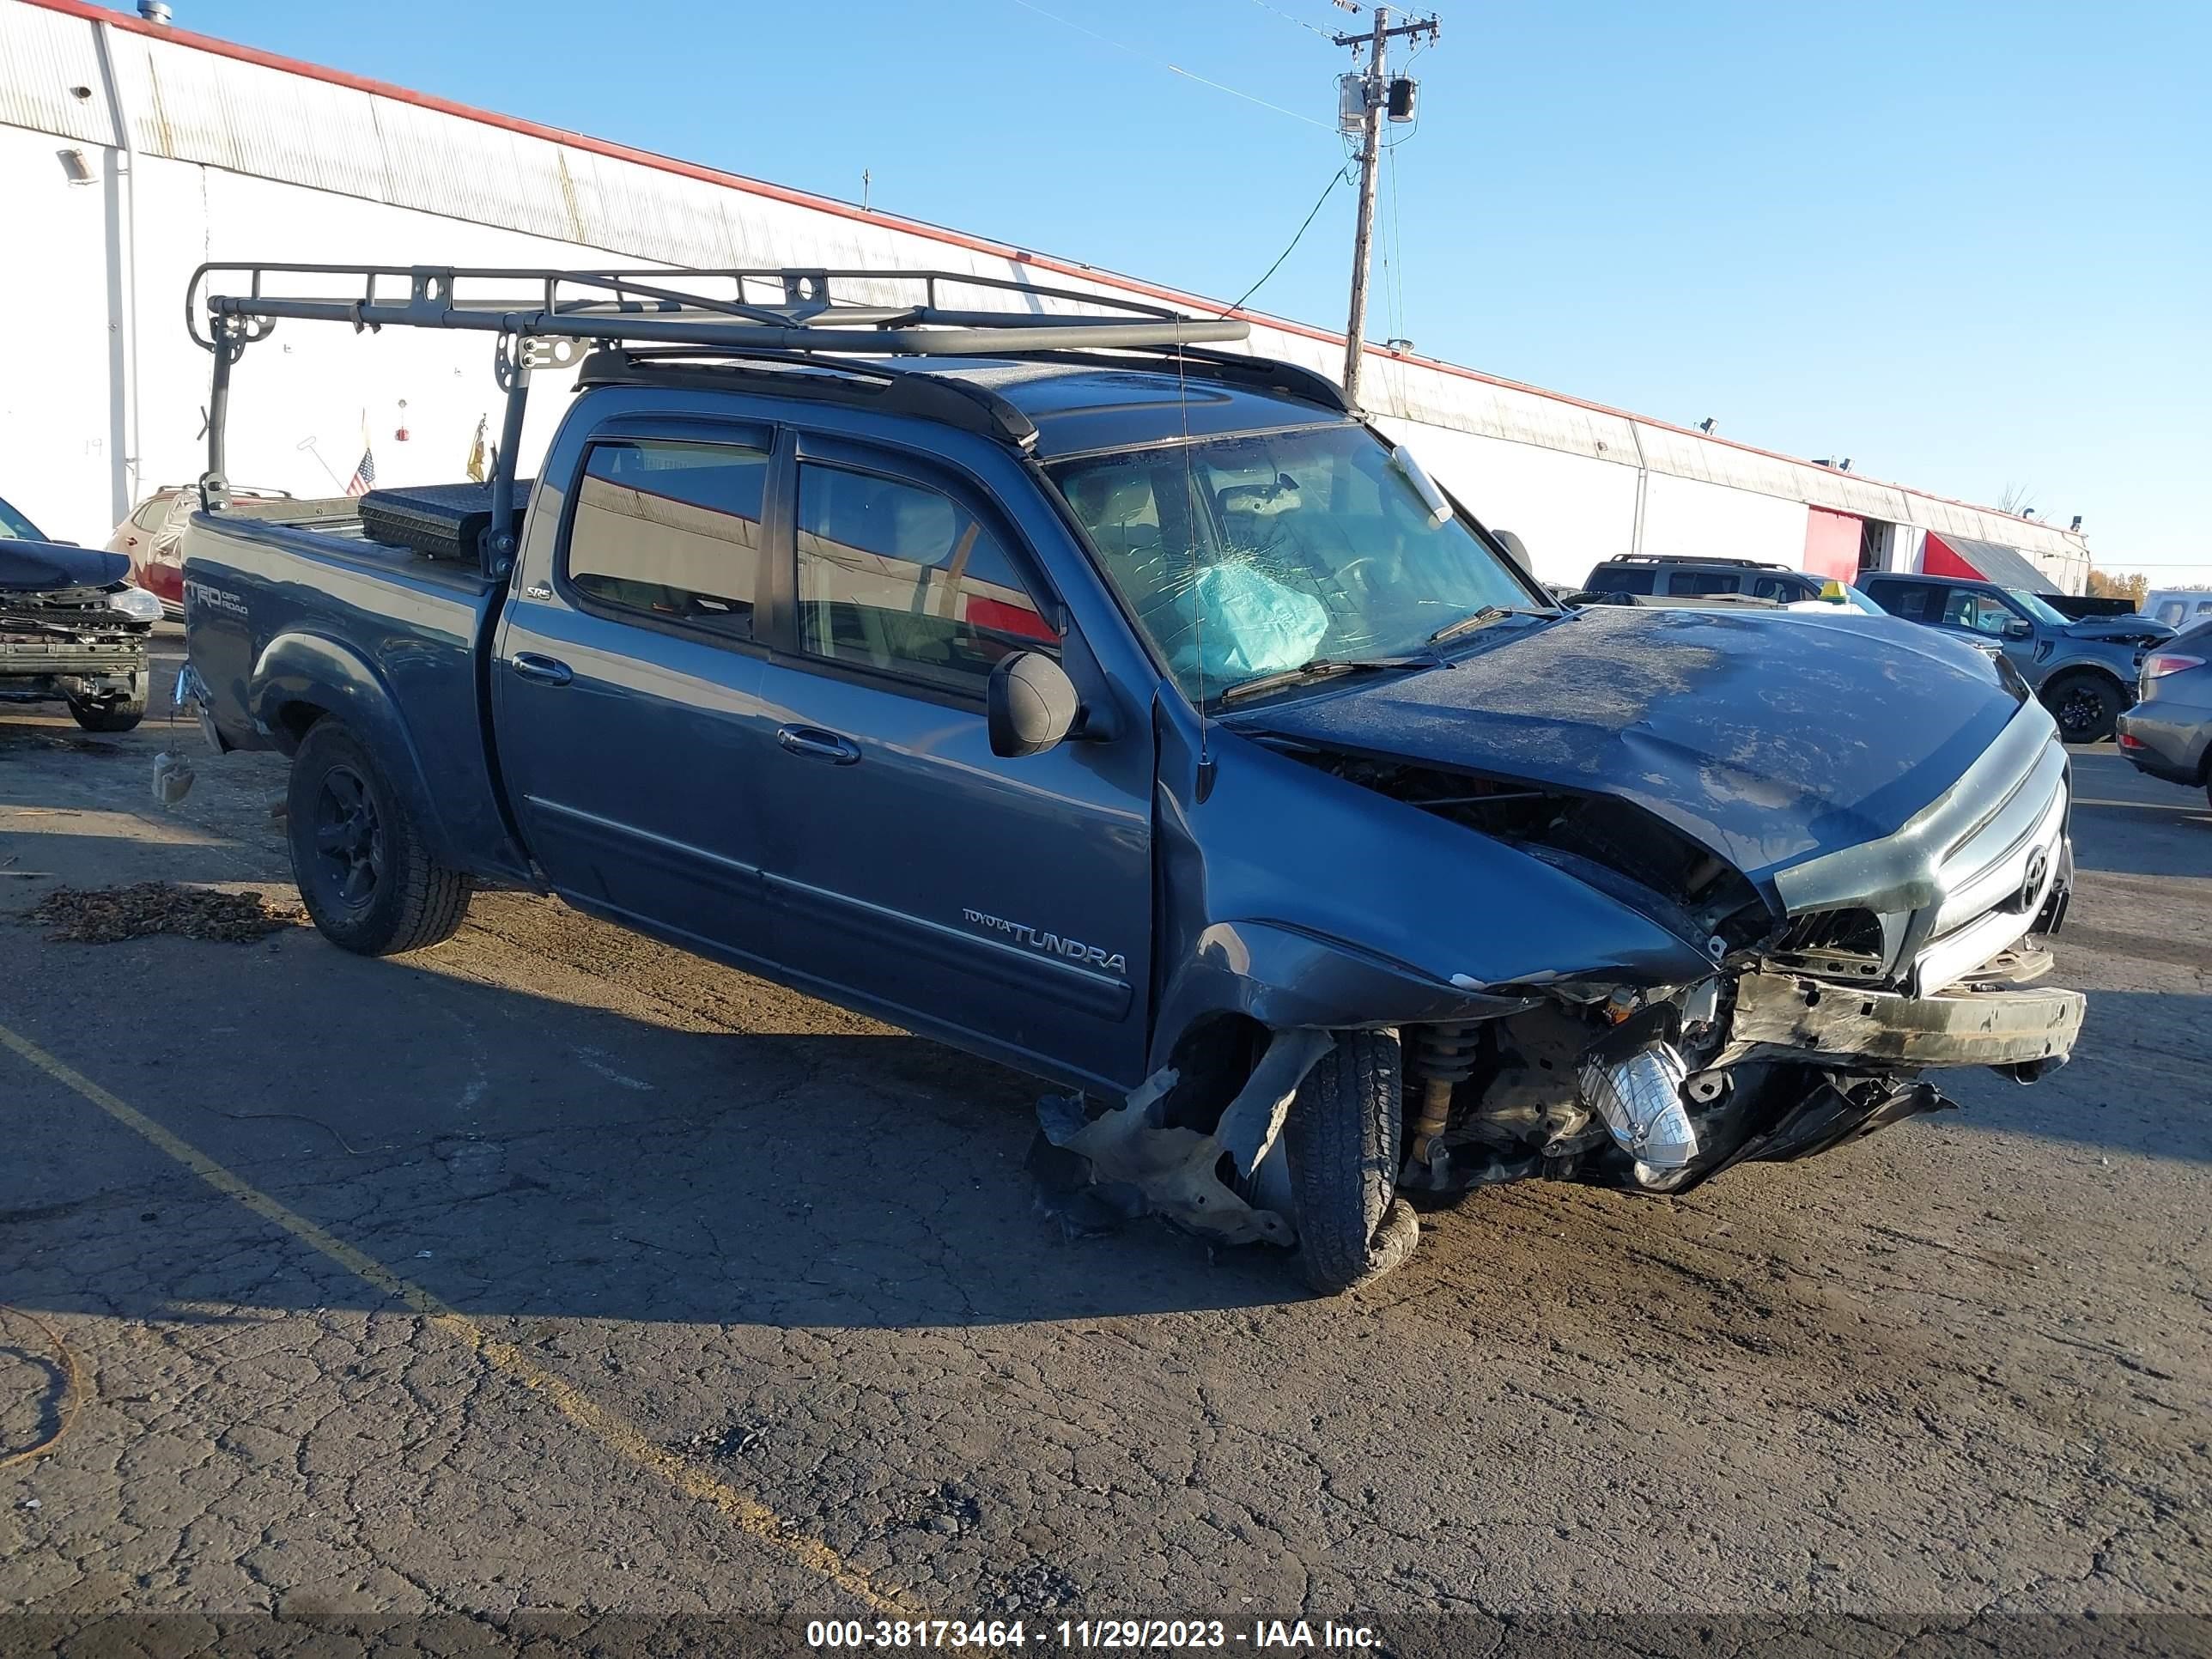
[1407,1021,1486,1165]
[1410,1021,1486,1083]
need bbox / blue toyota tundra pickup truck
[177,265,2085,1291]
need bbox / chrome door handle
[511,652,572,686]
[776,725,861,764]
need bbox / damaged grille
[1769,908,1886,979]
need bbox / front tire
[2043,672,2124,744]
[287,720,472,955]
[1284,1030,1420,1294]
[67,689,145,732]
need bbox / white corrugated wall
[0,0,2094,591]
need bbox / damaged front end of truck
[1285,691,2077,1203]
[1109,604,2085,1277]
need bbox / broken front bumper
[1727,969,2084,1071]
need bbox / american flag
[345,445,377,496]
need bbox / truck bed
[181,492,527,882]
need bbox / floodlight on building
[56,148,94,185]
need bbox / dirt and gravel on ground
[2,627,2208,1656]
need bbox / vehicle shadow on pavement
[0,917,1305,1330]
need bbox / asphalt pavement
[3,626,2208,1657]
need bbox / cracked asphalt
[3,626,2209,1656]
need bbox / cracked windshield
[1050,425,1537,700]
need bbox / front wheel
[68,688,145,733]
[2043,673,2124,744]
[1283,1030,1420,1294]
[286,720,472,955]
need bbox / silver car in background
[2117,621,2212,807]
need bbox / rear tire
[67,689,145,732]
[1284,1030,1420,1294]
[287,720,471,956]
[2042,672,2124,744]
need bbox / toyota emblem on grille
[2019,848,2051,911]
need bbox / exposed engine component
[1274,749,1781,957]
[1577,1036,1698,1180]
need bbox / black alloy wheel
[311,763,384,911]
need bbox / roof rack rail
[185,263,1247,357]
[1601,554,1787,569]
[185,263,1259,575]
[574,348,1044,447]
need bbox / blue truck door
[492,425,781,951]
[1934,585,2042,678]
[750,439,1154,1091]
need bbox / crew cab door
[1930,584,2041,676]
[492,416,781,949]
[748,434,1154,1091]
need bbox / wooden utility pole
[1334,6,1438,409]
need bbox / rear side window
[1590,566,1654,594]
[795,462,1057,690]
[1668,570,1741,596]
[1868,581,1936,621]
[565,439,768,641]
[1751,574,1811,600]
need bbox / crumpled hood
[1234,605,2032,881]
[2063,614,2172,646]
[0,539,130,593]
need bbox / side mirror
[2003,618,2034,641]
[988,651,1082,758]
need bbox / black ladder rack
[185,263,1258,576]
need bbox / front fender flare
[250,630,458,868]
[1149,919,1533,1073]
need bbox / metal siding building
[0,0,2095,591]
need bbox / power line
[1242,0,1342,41]
[1001,0,1334,129]
[1218,165,1356,316]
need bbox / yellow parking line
[0,1018,923,1620]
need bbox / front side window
[2006,588,2069,628]
[131,497,174,532]
[564,438,768,641]
[1941,588,2022,636]
[1049,425,1537,700]
[795,463,1056,689]
[0,495,41,541]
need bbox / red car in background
[108,484,294,618]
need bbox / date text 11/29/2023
[805,1620,1384,1650]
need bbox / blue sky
[146,0,2209,582]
